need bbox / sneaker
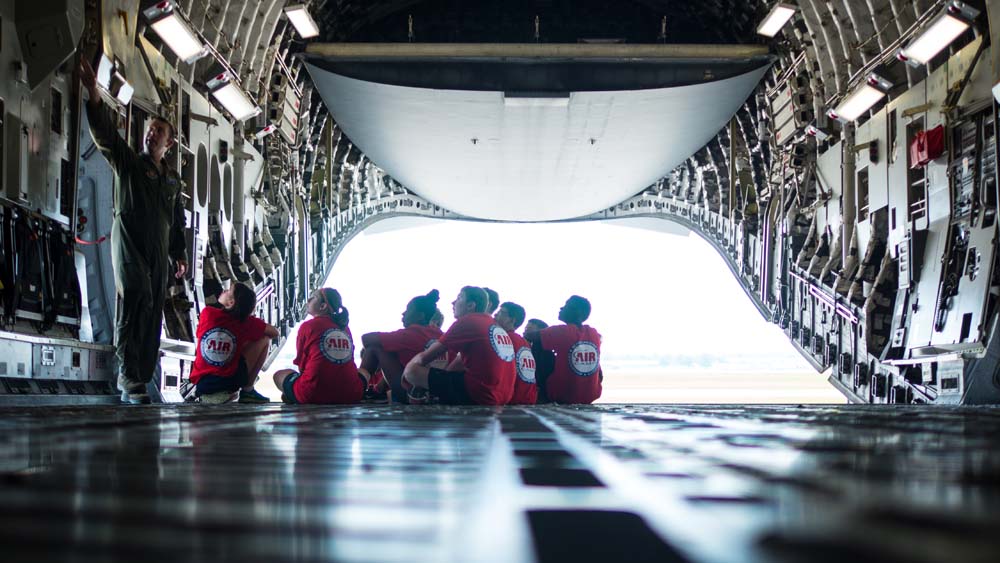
[363,384,389,403]
[407,387,430,405]
[179,380,199,403]
[117,374,151,405]
[238,388,270,404]
[126,391,151,404]
[199,391,238,404]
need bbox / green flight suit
[86,103,187,388]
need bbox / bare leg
[242,337,270,391]
[402,358,430,390]
[272,369,297,403]
[360,347,380,377]
[373,348,404,400]
[445,352,464,372]
[272,368,295,389]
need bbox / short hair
[150,115,176,140]
[483,287,499,314]
[526,318,548,329]
[226,282,257,321]
[565,295,591,322]
[500,302,526,329]
[461,286,488,313]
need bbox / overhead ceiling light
[143,1,208,63]
[255,124,278,139]
[756,3,797,37]
[805,124,830,141]
[828,73,892,122]
[284,4,320,39]
[503,92,570,108]
[206,72,261,122]
[898,2,979,66]
[95,54,135,105]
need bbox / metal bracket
[902,103,934,118]
[189,112,218,126]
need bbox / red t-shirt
[539,324,602,404]
[508,331,538,405]
[293,315,363,404]
[190,306,267,383]
[438,313,515,405]
[379,324,445,367]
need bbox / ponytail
[332,305,349,327]
[320,288,349,327]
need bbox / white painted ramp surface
[307,63,769,221]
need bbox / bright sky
[271,217,819,372]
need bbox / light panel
[284,4,320,39]
[899,3,977,65]
[832,85,885,121]
[207,73,261,122]
[96,54,115,88]
[144,2,207,63]
[829,74,892,122]
[756,3,796,37]
[255,124,278,139]
[95,54,134,105]
[503,95,570,108]
[113,79,135,105]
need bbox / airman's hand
[78,58,100,104]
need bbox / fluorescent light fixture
[96,55,114,88]
[503,92,570,108]
[206,72,261,122]
[898,2,979,65]
[114,79,135,105]
[284,4,320,39]
[143,1,207,63]
[828,73,892,122]
[756,3,796,37]
[805,124,830,141]
[255,124,277,139]
[95,54,134,105]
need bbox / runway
[0,404,997,562]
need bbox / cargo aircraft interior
[1,1,999,561]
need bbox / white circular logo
[515,347,536,384]
[200,328,236,367]
[568,341,600,377]
[320,328,354,364]
[489,325,515,362]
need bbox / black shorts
[281,371,303,404]
[428,367,472,405]
[196,359,249,395]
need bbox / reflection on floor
[0,404,998,562]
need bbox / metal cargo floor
[0,404,998,562]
